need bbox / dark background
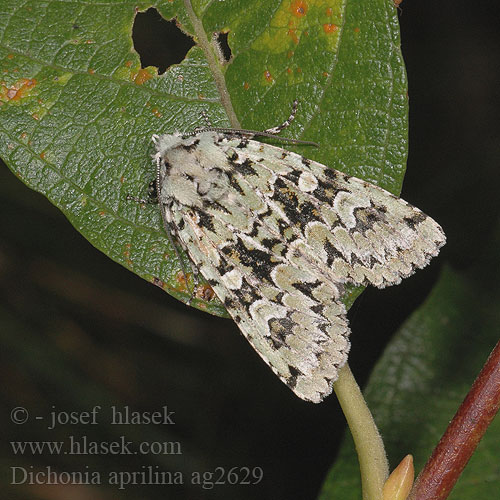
[1,2,499,499]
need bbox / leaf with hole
[0,0,407,316]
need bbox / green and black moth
[143,103,445,403]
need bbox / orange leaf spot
[175,271,190,291]
[290,0,308,17]
[133,69,153,85]
[323,23,338,34]
[1,78,37,102]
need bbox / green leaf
[318,263,500,499]
[0,0,407,315]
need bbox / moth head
[152,132,188,154]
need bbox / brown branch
[408,339,500,500]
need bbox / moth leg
[192,111,213,134]
[185,100,317,146]
[264,99,298,135]
[126,181,158,205]
[200,109,212,127]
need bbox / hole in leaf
[132,8,195,74]
[214,31,232,63]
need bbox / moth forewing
[151,128,445,403]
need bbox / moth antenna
[126,179,158,206]
[185,127,318,146]
[126,194,151,205]
[264,99,298,135]
[181,100,318,146]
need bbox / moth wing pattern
[153,131,445,403]
[221,138,446,290]
[156,134,350,402]
[178,223,350,403]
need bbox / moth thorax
[196,169,230,202]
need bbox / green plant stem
[183,0,240,128]
[334,363,389,500]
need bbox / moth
[139,102,445,403]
